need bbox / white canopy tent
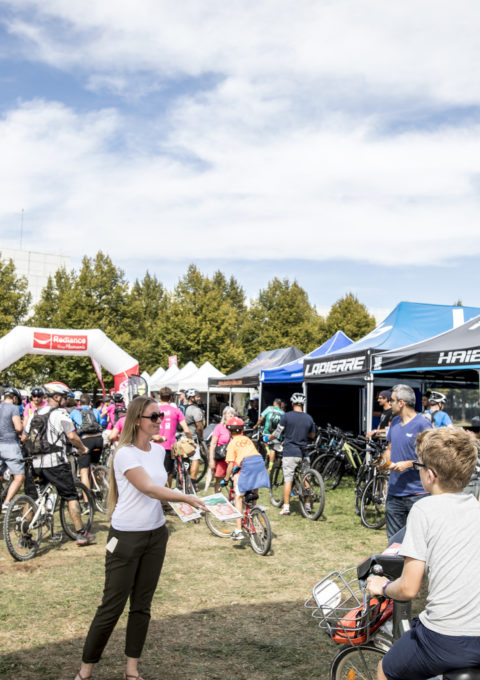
[167,361,199,392]
[150,364,179,391]
[178,361,225,392]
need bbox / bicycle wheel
[360,474,388,530]
[204,509,236,538]
[196,443,208,484]
[59,482,94,540]
[92,465,110,514]
[330,644,385,680]
[299,469,325,520]
[248,507,272,556]
[176,462,196,495]
[354,465,370,516]
[312,453,333,475]
[322,457,345,490]
[269,462,284,508]
[4,494,41,561]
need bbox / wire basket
[304,568,393,646]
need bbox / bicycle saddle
[444,670,480,680]
[244,491,259,503]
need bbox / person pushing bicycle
[366,427,480,680]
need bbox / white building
[0,247,71,306]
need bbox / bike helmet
[113,392,124,403]
[226,416,245,432]
[429,391,446,405]
[3,386,22,403]
[43,381,72,397]
[185,389,199,399]
[31,386,45,398]
[73,390,82,401]
[290,392,306,405]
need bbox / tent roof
[178,361,225,392]
[162,361,197,391]
[209,346,303,387]
[148,365,165,385]
[260,331,352,383]
[150,364,179,390]
[372,313,480,374]
[304,301,480,382]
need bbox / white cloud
[0,1,480,268]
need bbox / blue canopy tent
[258,331,353,411]
[303,302,480,433]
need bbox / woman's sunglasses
[141,412,164,423]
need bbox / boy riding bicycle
[367,427,480,680]
[221,417,269,541]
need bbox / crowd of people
[2,380,480,679]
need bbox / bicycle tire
[330,644,385,680]
[196,444,208,484]
[92,465,110,514]
[248,507,272,556]
[311,453,333,475]
[360,474,388,530]
[4,494,42,561]
[204,509,236,538]
[354,465,370,516]
[299,469,325,520]
[269,462,284,508]
[59,482,94,540]
[175,462,196,495]
[323,457,345,490]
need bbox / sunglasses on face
[141,412,164,423]
[412,460,437,477]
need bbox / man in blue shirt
[269,392,316,516]
[424,391,453,427]
[385,384,432,539]
[70,394,103,493]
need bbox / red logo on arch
[33,332,52,349]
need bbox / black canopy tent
[207,346,304,415]
[371,314,480,391]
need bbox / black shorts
[31,463,79,502]
[163,450,175,475]
[77,435,103,469]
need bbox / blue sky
[1,1,480,320]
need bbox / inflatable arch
[0,326,139,392]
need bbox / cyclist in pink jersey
[154,387,192,485]
[22,386,47,428]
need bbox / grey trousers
[82,523,168,663]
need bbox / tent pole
[206,386,210,424]
[258,381,263,414]
[229,387,232,407]
[365,373,374,434]
[303,381,307,412]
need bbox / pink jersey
[212,423,231,446]
[115,416,126,434]
[158,403,185,450]
[106,403,116,429]
[23,400,47,420]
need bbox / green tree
[164,265,247,373]
[0,254,32,384]
[0,254,31,335]
[242,278,326,357]
[325,293,375,341]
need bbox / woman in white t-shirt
[75,396,206,680]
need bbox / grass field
[0,480,404,680]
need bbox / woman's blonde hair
[221,406,236,425]
[107,396,158,516]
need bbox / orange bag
[332,597,393,645]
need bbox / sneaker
[304,502,312,513]
[76,529,96,546]
[1,502,9,514]
[231,529,244,541]
[279,505,290,516]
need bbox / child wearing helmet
[424,391,453,428]
[222,417,270,540]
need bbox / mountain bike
[3,458,94,561]
[172,450,196,495]
[305,550,480,679]
[269,448,325,520]
[204,478,272,556]
[69,454,110,514]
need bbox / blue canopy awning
[260,331,352,383]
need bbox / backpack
[77,408,102,435]
[268,409,283,433]
[25,407,63,456]
[113,404,126,425]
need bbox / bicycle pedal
[49,533,63,544]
